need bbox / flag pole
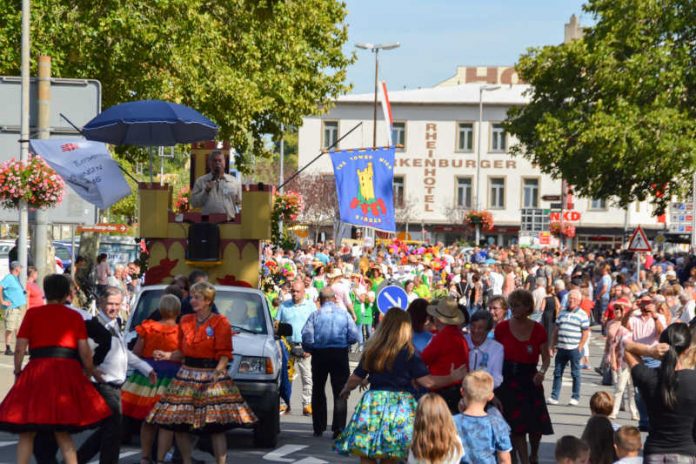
[59,113,140,183]
[278,121,363,190]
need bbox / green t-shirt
[362,301,375,324]
[414,284,431,300]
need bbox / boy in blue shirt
[453,370,512,464]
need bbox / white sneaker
[546,397,559,405]
[568,398,579,406]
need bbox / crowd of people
[263,241,696,464]
[0,239,694,463]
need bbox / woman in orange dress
[147,281,256,464]
[121,294,182,464]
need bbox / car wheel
[253,396,279,448]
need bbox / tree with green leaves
[505,0,696,213]
[0,0,353,170]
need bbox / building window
[393,176,404,208]
[456,177,472,208]
[491,123,507,152]
[322,121,338,149]
[590,198,607,210]
[456,123,474,152]
[523,178,539,208]
[489,177,505,209]
[391,122,406,149]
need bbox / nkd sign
[549,210,581,223]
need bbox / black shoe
[4,347,13,356]
[313,431,323,437]
[332,430,342,439]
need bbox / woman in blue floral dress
[336,308,468,463]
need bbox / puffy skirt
[496,361,554,436]
[0,358,111,433]
[146,365,257,434]
[334,390,416,460]
[122,359,181,421]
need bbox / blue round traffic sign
[376,285,409,314]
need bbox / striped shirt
[555,307,590,350]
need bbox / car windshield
[130,288,267,335]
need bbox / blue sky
[343,0,589,93]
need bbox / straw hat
[327,268,343,280]
[427,297,464,325]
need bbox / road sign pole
[560,179,565,252]
[692,173,696,252]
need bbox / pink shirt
[628,313,666,345]
[96,261,109,285]
[331,280,352,311]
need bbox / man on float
[190,150,241,220]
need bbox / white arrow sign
[384,292,402,308]
[263,445,308,462]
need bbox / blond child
[408,393,464,464]
[613,426,642,464]
[453,371,512,464]
[555,436,590,464]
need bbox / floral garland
[0,156,64,209]
[174,186,190,213]
[465,210,494,231]
[549,221,576,238]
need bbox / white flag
[29,139,131,209]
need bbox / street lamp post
[475,84,501,245]
[355,42,400,148]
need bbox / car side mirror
[276,322,293,338]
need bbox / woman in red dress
[147,281,256,464]
[494,289,553,464]
[0,274,110,464]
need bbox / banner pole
[59,113,140,185]
[279,122,363,190]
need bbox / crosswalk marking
[87,449,139,464]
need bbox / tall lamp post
[475,84,501,245]
[355,42,400,148]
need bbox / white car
[124,284,291,447]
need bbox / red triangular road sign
[627,226,652,252]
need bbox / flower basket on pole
[550,221,576,239]
[271,191,305,249]
[465,210,494,232]
[0,156,64,209]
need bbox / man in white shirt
[190,150,241,220]
[77,286,155,464]
[488,264,504,296]
[678,291,696,323]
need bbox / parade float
[139,141,273,287]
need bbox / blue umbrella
[82,100,218,147]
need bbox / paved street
[0,328,640,463]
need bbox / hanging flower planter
[550,221,576,238]
[0,156,64,209]
[465,210,494,231]
[271,191,305,249]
